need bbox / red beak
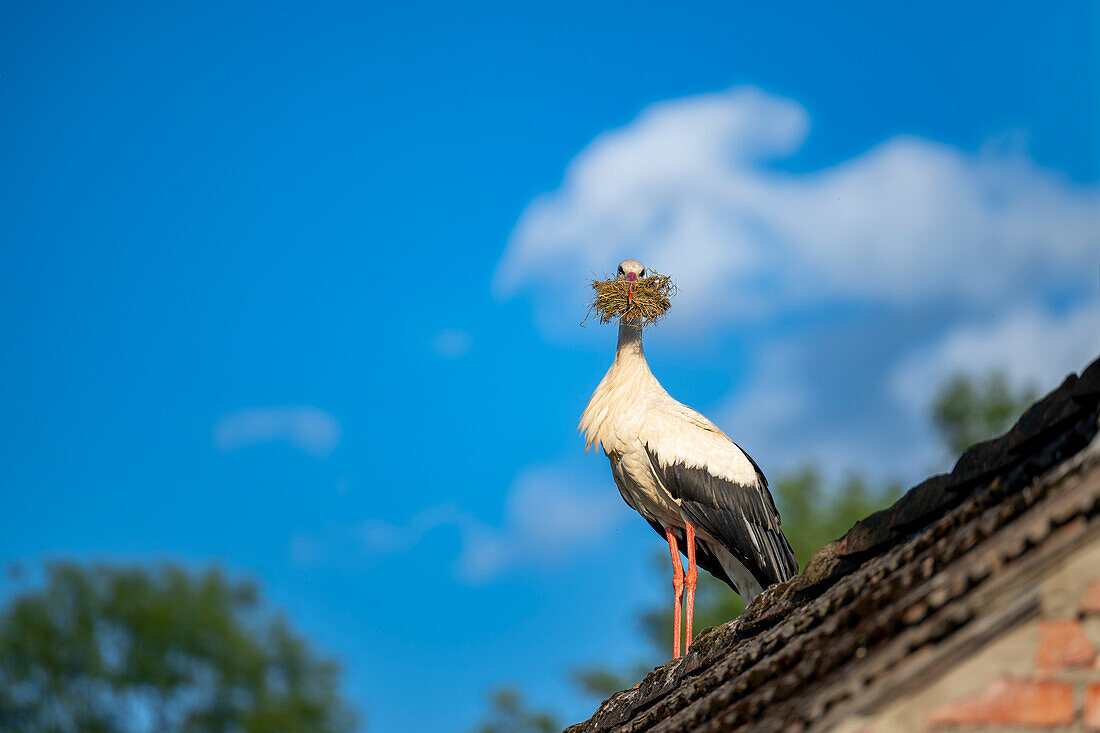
[627,272,637,305]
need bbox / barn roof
[568,354,1100,733]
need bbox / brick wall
[832,534,1100,733]
[925,593,1100,729]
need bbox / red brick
[1086,683,1100,731]
[1037,618,1096,670]
[1082,578,1100,615]
[926,678,1074,727]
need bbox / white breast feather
[580,355,761,489]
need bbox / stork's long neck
[613,319,659,394]
[579,318,660,454]
[615,320,645,362]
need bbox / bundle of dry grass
[585,271,676,327]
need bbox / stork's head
[616,259,647,305]
[585,259,673,327]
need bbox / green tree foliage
[776,468,903,567]
[0,563,356,733]
[932,372,1037,456]
[472,687,559,733]
[571,664,652,703]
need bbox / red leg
[684,523,699,652]
[664,526,684,659]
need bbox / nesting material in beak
[585,270,676,327]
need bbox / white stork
[580,259,797,659]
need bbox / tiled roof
[568,354,1100,733]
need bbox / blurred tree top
[933,372,1037,456]
[472,688,559,733]
[0,563,357,733]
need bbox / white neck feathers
[616,320,644,358]
[578,320,661,455]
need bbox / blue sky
[1,2,1098,731]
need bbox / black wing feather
[645,444,798,589]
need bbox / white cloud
[716,342,814,469]
[501,82,1100,482]
[451,466,622,582]
[213,406,341,458]
[496,84,1099,483]
[714,305,1100,483]
[495,85,1099,337]
[359,503,471,554]
[891,304,1100,419]
[293,464,623,582]
[714,337,920,482]
[431,328,473,359]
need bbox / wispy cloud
[891,304,1100,419]
[450,466,622,582]
[213,406,341,458]
[431,328,473,359]
[289,503,469,567]
[719,314,1099,483]
[359,503,472,554]
[291,464,623,583]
